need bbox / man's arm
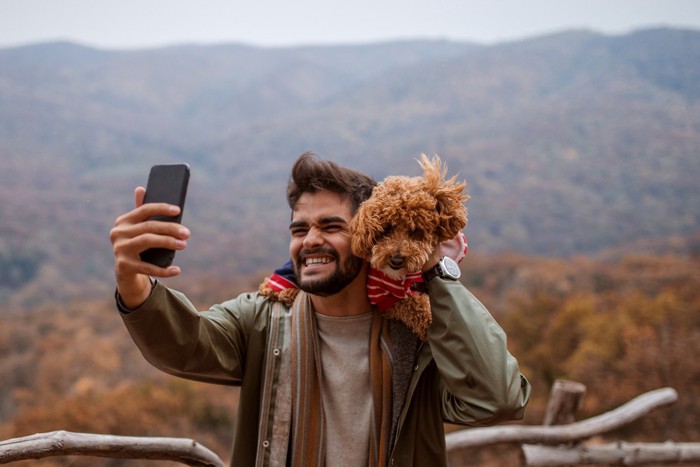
[111,186,255,385]
[420,239,530,425]
[118,281,257,385]
[426,278,531,426]
[109,186,190,308]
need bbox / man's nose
[303,226,324,247]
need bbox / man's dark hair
[287,152,376,214]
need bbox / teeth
[306,257,332,266]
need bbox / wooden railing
[0,432,225,466]
[1,381,699,465]
[446,380,700,466]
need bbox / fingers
[116,201,181,226]
[113,229,188,259]
[114,252,183,280]
[111,196,190,280]
[440,235,463,261]
[421,233,468,272]
[111,221,189,268]
[111,188,191,307]
[134,186,146,208]
[115,217,189,242]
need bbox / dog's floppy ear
[419,154,469,242]
[350,196,384,259]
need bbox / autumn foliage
[1,250,699,465]
[462,251,700,442]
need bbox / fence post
[543,380,587,426]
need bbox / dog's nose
[389,256,405,270]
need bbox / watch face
[441,257,461,279]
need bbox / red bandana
[366,232,468,312]
[366,269,424,312]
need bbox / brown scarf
[289,292,393,467]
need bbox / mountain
[0,28,698,306]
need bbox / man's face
[289,191,363,296]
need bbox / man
[110,152,531,467]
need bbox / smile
[305,256,334,266]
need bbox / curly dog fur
[350,154,469,340]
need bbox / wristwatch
[422,256,461,283]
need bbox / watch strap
[422,260,444,284]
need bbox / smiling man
[110,152,530,467]
[289,190,365,301]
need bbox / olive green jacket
[119,278,530,467]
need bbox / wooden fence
[446,380,700,466]
[1,380,698,466]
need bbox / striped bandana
[289,292,393,467]
[366,231,468,312]
[366,269,424,312]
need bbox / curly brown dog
[350,154,469,340]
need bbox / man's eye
[324,225,343,232]
[291,228,308,236]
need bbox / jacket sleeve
[118,281,260,385]
[426,278,531,426]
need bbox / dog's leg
[384,293,432,341]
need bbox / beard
[294,248,364,297]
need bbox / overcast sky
[1,0,699,50]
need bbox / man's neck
[310,265,371,317]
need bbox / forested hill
[1,28,698,306]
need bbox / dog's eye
[410,229,425,241]
[381,226,393,237]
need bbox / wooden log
[0,430,225,466]
[445,387,678,451]
[522,442,700,466]
[543,380,587,426]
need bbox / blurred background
[1,1,699,465]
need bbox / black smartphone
[139,164,190,268]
